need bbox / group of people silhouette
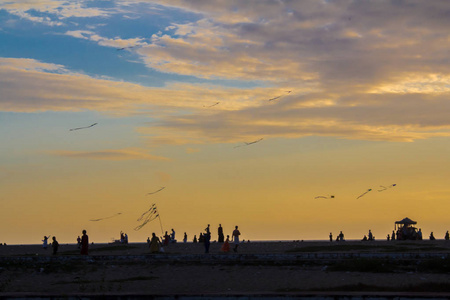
[148,224,241,254]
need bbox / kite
[147,187,165,195]
[89,212,122,222]
[234,138,264,148]
[69,123,98,131]
[135,204,162,231]
[203,102,220,108]
[378,184,397,192]
[356,189,372,199]
[315,195,335,199]
[268,90,292,102]
[117,46,135,51]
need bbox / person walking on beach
[150,233,161,253]
[218,224,224,243]
[80,230,89,255]
[52,236,59,255]
[232,226,241,252]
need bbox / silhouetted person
[221,235,230,252]
[171,229,176,243]
[80,230,89,255]
[368,230,373,241]
[391,230,395,241]
[418,228,423,240]
[193,235,197,243]
[42,236,49,249]
[183,232,187,243]
[204,227,211,253]
[362,235,368,241]
[150,233,160,253]
[430,232,435,240]
[338,231,344,241]
[387,234,390,241]
[232,226,241,252]
[199,233,204,243]
[163,231,170,246]
[52,236,59,255]
[77,236,81,248]
[218,224,224,243]
[445,231,449,241]
[329,232,332,242]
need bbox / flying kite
[117,46,135,51]
[378,184,397,192]
[268,90,292,102]
[203,102,220,108]
[356,189,372,199]
[315,195,335,199]
[135,204,163,232]
[147,187,165,195]
[234,138,264,148]
[89,212,122,222]
[69,123,98,131]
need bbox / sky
[1,0,450,244]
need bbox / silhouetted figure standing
[183,232,187,243]
[204,227,211,253]
[218,224,224,243]
[80,230,89,255]
[368,230,373,241]
[387,234,390,241]
[232,226,241,252]
[193,235,197,243]
[445,231,449,241]
[150,233,161,253]
[430,232,435,240]
[52,236,59,255]
[77,236,81,248]
[163,231,170,246]
[391,230,395,241]
[338,231,344,241]
[329,232,332,242]
[171,229,176,243]
[42,236,49,249]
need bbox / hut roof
[395,217,417,225]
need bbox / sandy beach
[0,240,450,297]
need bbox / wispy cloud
[65,30,148,49]
[49,148,170,161]
[0,1,111,25]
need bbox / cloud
[49,148,170,161]
[0,57,299,113]
[2,1,450,143]
[0,1,111,26]
[64,30,148,49]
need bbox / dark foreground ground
[1,240,450,298]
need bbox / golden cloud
[49,148,170,161]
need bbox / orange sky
[1,1,450,244]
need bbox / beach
[1,240,450,297]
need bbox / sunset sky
[1,0,450,244]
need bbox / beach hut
[394,217,419,240]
